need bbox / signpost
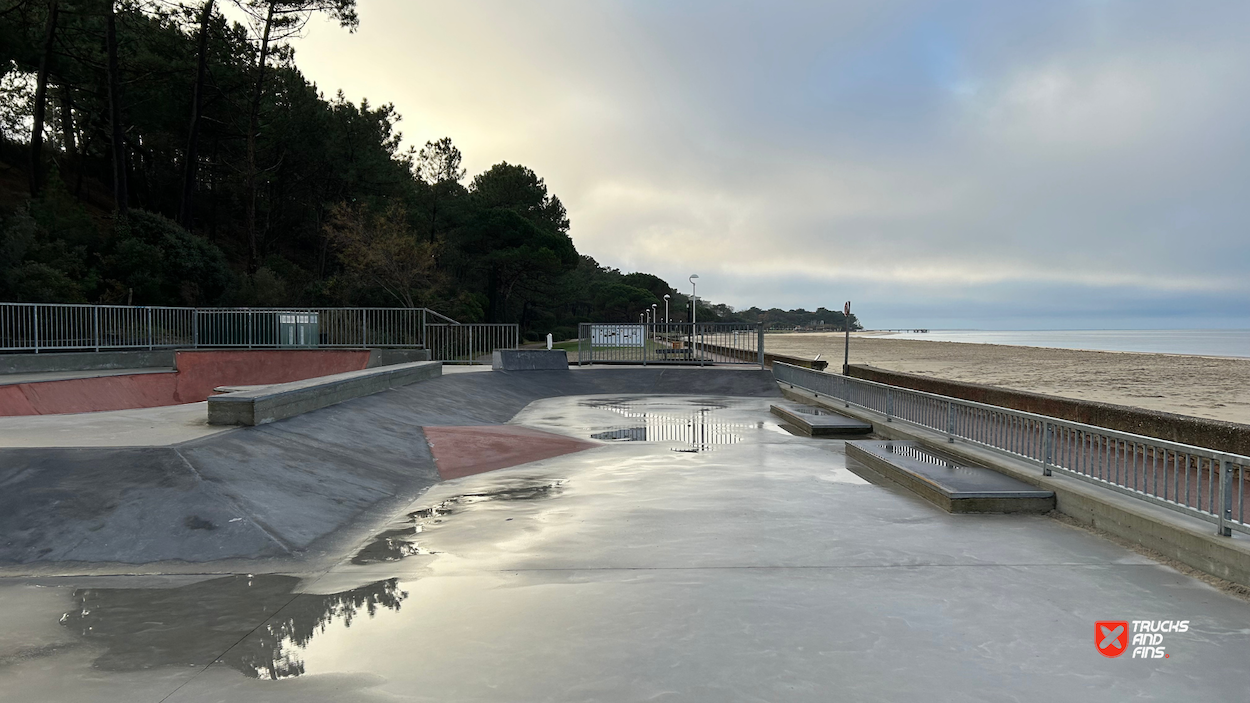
[843,301,851,375]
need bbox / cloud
[290,0,1250,328]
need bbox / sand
[766,332,1250,426]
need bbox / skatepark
[2,342,1250,702]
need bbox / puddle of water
[880,442,960,468]
[59,575,406,680]
[785,405,842,417]
[352,480,565,565]
[578,398,768,452]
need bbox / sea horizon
[862,328,1250,359]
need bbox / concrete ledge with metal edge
[492,349,568,370]
[207,360,442,426]
[0,349,176,374]
[846,440,1056,513]
[769,403,872,437]
[772,362,1250,588]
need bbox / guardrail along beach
[774,362,1250,537]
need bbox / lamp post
[651,303,657,328]
[689,274,699,325]
[689,274,699,362]
[663,294,670,325]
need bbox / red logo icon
[1096,621,1129,658]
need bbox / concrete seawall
[848,363,1250,456]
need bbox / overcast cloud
[290,0,1250,328]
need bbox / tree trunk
[105,0,128,213]
[58,81,75,158]
[177,0,214,229]
[29,0,60,197]
[245,0,276,269]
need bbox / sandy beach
[766,333,1250,426]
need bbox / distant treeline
[0,1,860,341]
[735,307,861,331]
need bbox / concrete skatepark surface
[2,367,1250,701]
[0,367,780,566]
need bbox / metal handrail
[577,322,765,367]
[0,302,468,355]
[773,362,1249,537]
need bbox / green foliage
[0,0,860,336]
[737,307,863,331]
[106,210,233,305]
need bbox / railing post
[1219,460,1233,537]
[33,304,40,353]
[1043,423,1054,477]
[192,309,199,348]
[362,309,368,347]
[947,401,955,443]
[886,388,893,422]
[757,323,765,369]
[93,306,100,351]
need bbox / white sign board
[590,324,644,347]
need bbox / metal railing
[773,362,1250,537]
[0,303,196,351]
[1,302,518,363]
[194,308,427,348]
[577,322,764,367]
[426,323,519,363]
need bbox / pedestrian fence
[426,323,519,364]
[0,302,517,363]
[577,322,764,366]
[773,362,1250,537]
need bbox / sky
[285,0,1250,330]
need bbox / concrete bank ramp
[0,367,778,567]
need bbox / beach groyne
[847,364,1250,456]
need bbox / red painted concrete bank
[0,349,372,416]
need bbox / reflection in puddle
[882,442,959,469]
[582,398,760,452]
[61,575,405,680]
[352,480,565,565]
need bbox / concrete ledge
[0,349,176,375]
[492,349,568,370]
[847,440,1055,513]
[769,404,872,436]
[367,348,431,366]
[781,384,1250,588]
[207,361,442,426]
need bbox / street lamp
[689,274,700,362]
[689,274,699,326]
[663,294,670,325]
[651,303,657,328]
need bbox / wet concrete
[0,367,778,567]
[3,391,1250,701]
[423,425,596,479]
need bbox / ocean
[874,329,1250,359]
